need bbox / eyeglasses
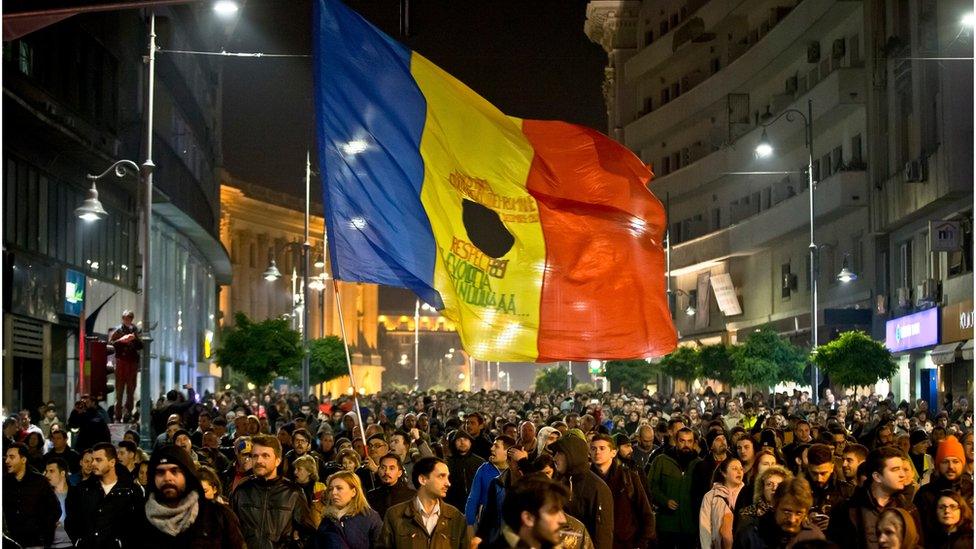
[938,504,961,512]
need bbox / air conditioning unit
[807,42,821,63]
[916,279,941,305]
[896,287,912,308]
[905,158,928,182]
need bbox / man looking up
[4,443,60,549]
[231,434,315,548]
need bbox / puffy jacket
[65,472,145,548]
[137,496,246,549]
[551,435,614,549]
[3,470,61,547]
[377,498,470,549]
[593,460,655,549]
[231,475,317,549]
[313,509,383,548]
[646,447,701,536]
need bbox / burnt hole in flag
[461,199,514,259]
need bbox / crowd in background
[2,383,974,548]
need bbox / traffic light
[87,337,115,401]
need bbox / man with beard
[445,429,485,511]
[647,427,701,548]
[802,443,853,532]
[913,435,974,541]
[4,443,60,548]
[367,453,417,518]
[733,477,826,547]
[138,445,245,547]
[65,442,144,548]
[231,434,315,548]
[284,428,329,483]
[483,477,570,549]
[378,456,470,548]
[692,429,729,516]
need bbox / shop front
[885,307,940,410]
[932,300,974,405]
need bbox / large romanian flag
[313,0,677,362]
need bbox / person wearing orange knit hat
[913,435,974,541]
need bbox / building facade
[2,8,231,417]
[219,173,384,395]
[586,0,972,407]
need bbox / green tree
[215,312,302,386]
[731,326,807,389]
[659,346,701,386]
[308,336,348,386]
[605,359,658,394]
[813,330,897,389]
[535,365,569,392]
[699,343,735,384]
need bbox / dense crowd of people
[2,384,974,548]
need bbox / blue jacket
[464,462,500,525]
[314,509,383,549]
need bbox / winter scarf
[145,490,200,536]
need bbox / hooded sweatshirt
[699,482,742,549]
[551,434,614,548]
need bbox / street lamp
[837,253,858,283]
[262,255,282,281]
[755,98,820,405]
[963,12,976,28]
[414,300,436,390]
[672,288,696,316]
[75,182,110,222]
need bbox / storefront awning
[931,342,963,365]
[962,339,974,361]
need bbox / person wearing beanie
[444,428,484,511]
[914,435,974,541]
[908,429,934,484]
[137,445,245,547]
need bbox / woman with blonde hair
[336,448,361,472]
[735,465,792,531]
[293,454,327,527]
[313,470,382,548]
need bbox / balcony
[669,169,868,273]
[650,66,866,200]
[626,0,861,150]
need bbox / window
[643,96,654,114]
[851,134,863,166]
[781,263,792,299]
[849,34,861,66]
[948,216,973,277]
[821,153,833,179]
[661,156,671,175]
[645,30,654,45]
[812,159,821,182]
[711,57,721,74]
[712,208,721,230]
[660,20,670,36]
[899,241,912,289]
[832,146,844,172]
[661,87,671,105]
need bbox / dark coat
[928,527,975,549]
[65,473,145,548]
[377,499,470,549]
[231,475,316,549]
[67,406,111,451]
[137,497,246,549]
[732,511,826,549]
[914,473,974,540]
[3,470,61,547]
[593,460,655,548]
[646,447,701,536]
[368,481,417,519]
[803,471,854,513]
[313,509,383,549]
[827,484,922,549]
[551,436,614,549]
[444,452,484,511]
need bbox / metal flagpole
[331,277,368,449]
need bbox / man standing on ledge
[109,310,142,422]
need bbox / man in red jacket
[108,310,143,421]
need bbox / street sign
[929,220,961,252]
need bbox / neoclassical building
[219,171,383,395]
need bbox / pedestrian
[589,433,655,549]
[137,445,245,547]
[4,443,60,548]
[294,453,328,527]
[876,507,921,549]
[44,457,74,548]
[927,490,973,549]
[551,431,615,548]
[914,435,974,540]
[64,442,145,548]
[700,457,745,549]
[732,477,826,548]
[466,435,514,534]
[444,428,485,511]
[367,452,417,518]
[314,470,383,548]
[378,456,470,549]
[481,476,570,549]
[231,434,316,548]
[648,427,701,548]
[735,465,792,532]
[45,428,81,473]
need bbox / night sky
[220,0,608,198]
